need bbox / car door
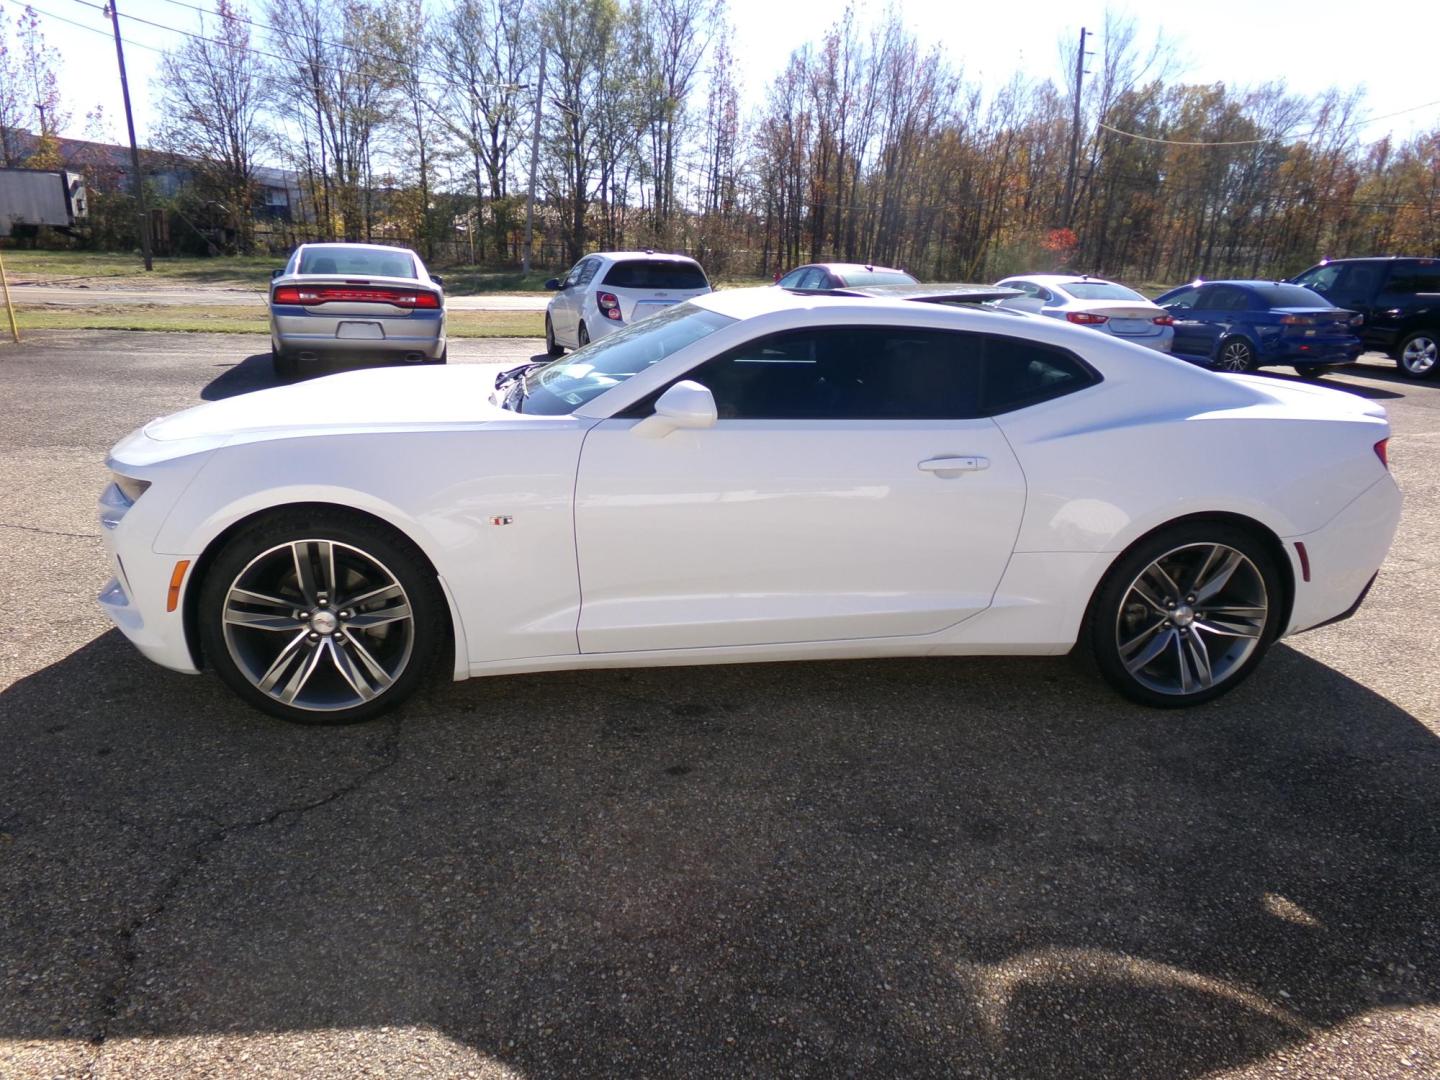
[1162,285,1206,356]
[1182,285,1246,359]
[570,324,1028,653]
[550,259,587,342]
[1370,260,1440,346]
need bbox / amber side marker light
[166,560,191,612]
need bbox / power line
[1098,97,1440,147]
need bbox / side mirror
[431,274,445,288]
[544,277,562,290]
[271,268,284,279]
[631,380,717,439]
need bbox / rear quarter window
[981,337,1099,414]
[602,260,709,290]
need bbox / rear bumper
[272,307,445,359]
[1284,474,1401,635]
[1259,335,1362,364]
[1107,326,1173,352]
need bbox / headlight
[99,472,151,530]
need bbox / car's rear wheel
[198,510,445,725]
[272,349,298,381]
[424,346,448,365]
[1215,338,1257,373]
[1295,364,1340,380]
[545,316,563,358]
[1086,522,1282,708]
[1396,331,1438,379]
[577,322,590,348]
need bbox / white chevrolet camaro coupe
[99,287,1401,724]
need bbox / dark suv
[1289,256,1440,378]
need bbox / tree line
[3,1,1438,281]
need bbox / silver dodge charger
[268,242,447,379]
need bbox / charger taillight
[597,292,623,321]
[273,285,440,309]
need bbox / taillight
[1374,438,1389,469]
[1279,315,1317,326]
[1349,313,1364,327]
[1066,311,1109,325]
[272,285,440,309]
[1152,315,1175,326]
[597,292,622,321]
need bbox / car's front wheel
[545,316,563,358]
[1396,331,1438,379]
[197,510,446,724]
[1086,522,1282,708]
[1214,338,1257,373]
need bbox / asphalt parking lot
[2,329,1438,1079]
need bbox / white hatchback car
[99,285,1399,724]
[544,251,710,354]
[995,275,1175,352]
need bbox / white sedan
[994,274,1175,352]
[98,287,1400,723]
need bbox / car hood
[145,364,519,443]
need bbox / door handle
[918,455,989,477]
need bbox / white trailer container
[0,168,88,235]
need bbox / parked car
[544,251,710,355]
[1153,280,1362,375]
[1288,256,1440,379]
[100,285,1399,723]
[993,275,1174,352]
[268,243,446,380]
[776,263,918,290]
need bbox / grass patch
[16,304,543,338]
[1,249,561,295]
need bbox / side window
[1162,286,1198,310]
[1201,285,1249,311]
[1384,263,1440,295]
[682,327,983,420]
[981,337,1098,415]
[562,261,586,288]
[1008,280,1044,299]
[576,258,602,287]
[797,268,827,290]
[1332,264,1379,305]
[777,269,807,288]
[1294,264,1341,293]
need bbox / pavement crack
[87,716,404,1057]
[0,521,99,540]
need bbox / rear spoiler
[806,283,1023,303]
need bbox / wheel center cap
[310,610,339,635]
[1172,605,1196,628]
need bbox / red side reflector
[1066,311,1109,325]
[166,560,191,613]
[1374,438,1389,469]
[1294,542,1310,583]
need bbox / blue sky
[24,0,1440,148]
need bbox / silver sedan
[269,243,447,379]
[994,274,1175,352]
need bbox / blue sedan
[1154,280,1362,375]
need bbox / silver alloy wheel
[1115,542,1268,697]
[220,539,415,712]
[1217,341,1254,372]
[1401,335,1437,375]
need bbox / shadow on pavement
[2,634,1437,1076]
[201,352,282,400]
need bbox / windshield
[515,303,733,414]
[1251,284,1330,308]
[1060,281,1146,301]
[298,246,417,279]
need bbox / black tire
[1295,365,1339,380]
[1395,331,1439,380]
[545,316,563,358]
[1214,337,1257,373]
[197,509,446,725]
[1085,521,1284,708]
[577,322,590,348]
[272,349,298,381]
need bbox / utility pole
[1062,25,1090,230]
[106,0,152,271]
[521,43,547,275]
